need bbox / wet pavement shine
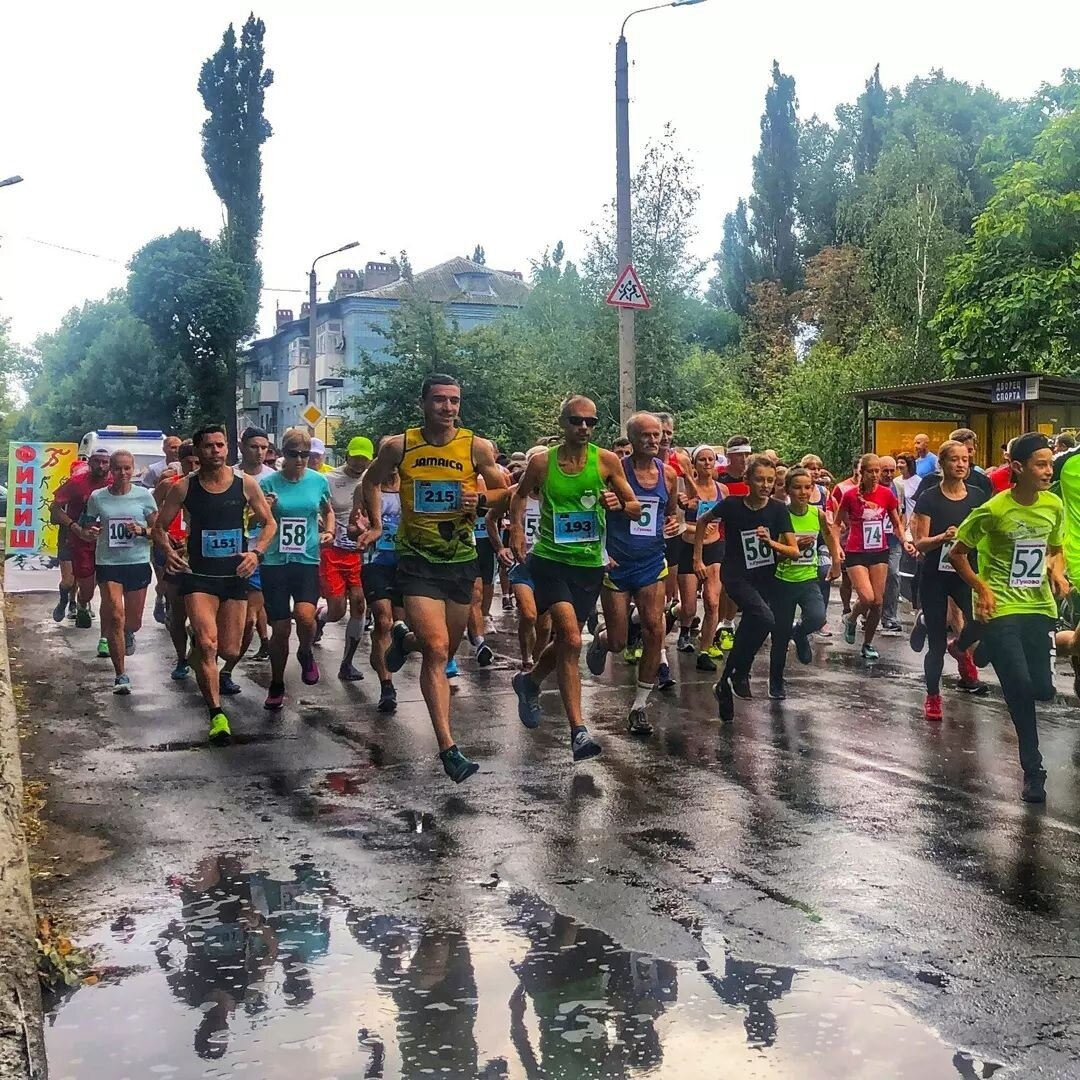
[9,570,1079,1078]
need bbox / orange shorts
[319,545,361,599]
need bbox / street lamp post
[615,0,706,430]
[308,241,359,430]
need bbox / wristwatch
[255,549,266,563]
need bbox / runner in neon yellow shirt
[950,433,1069,803]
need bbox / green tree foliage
[750,61,801,290]
[471,244,486,265]
[934,108,1080,375]
[127,229,248,429]
[19,295,190,441]
[711,198,757,315]
[197,13,274,454]
[797,114,853,256]
[854,64,888,175]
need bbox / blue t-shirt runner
[260,470,331,565]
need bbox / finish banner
[5,442,80,556]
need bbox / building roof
[852,371,1080,413]
[357,256,530,307]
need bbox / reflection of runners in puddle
[507,893,677,1075]
[154,855,333,1059]
[702,958,795,1048]
[348,912,481,1077]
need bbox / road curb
[0,580,47,1078]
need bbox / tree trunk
[224,348,239,465]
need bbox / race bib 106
[107,518,136,548]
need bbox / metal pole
[615,33,635,431]
[307,267,318,430]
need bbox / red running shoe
[924,694,943,722]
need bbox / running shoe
[690,616,702,634]
[571,726,602,761]
[676,631,694,653]
[502,595,514,611]
[264,684,285,711]
[714,678,734,722]
[586,609,600,635]
[75,607,92,630]
[1022,770,1047,803]
[958,676,989,696]
[923,694,943,721]
[731,672,752,700]
[586,632,607,676]
[385,621,410,673]
[112,673,131,696]
[219,672,242,696]
[696,653,717,672]
[171,660,190,681]
[815,626,833,639]
[51,595,68,623]
[715,628,735,652]
[632,642,643,662]
[860,643,880,661]
[512,671,541,729]
[656,662,676,691]
[153,596,167,625]
[948,642,978,683]
[484,615,498,636]
[706,645,725,659]
[252,642,271,661]
[909,613,927,653]
[843,617,857,645]
[475,641,495,667]
[96,637,110,659]
[446,658,459,678]
[208,711,232,746]
[622,646,638,665]
[338,662,364,681]
[124,630,136,655]
[298,649,320,685]
[878,623,904,637]
[768,678,786,701]
[793,623,813,665]
[377,681,397,713]
[440,745,479,783]
[627,707,653,735]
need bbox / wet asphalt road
[9,566,1080,1078]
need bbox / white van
[77,427,166,481]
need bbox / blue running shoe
[512,671,541,729]
[445,658,459,678]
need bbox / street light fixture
[0,176,24,189]
[615,0,706,429]
[308,241,360,430]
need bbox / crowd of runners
[45,375,1080,803]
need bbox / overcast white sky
[3,0,1080,349]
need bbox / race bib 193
[554,511,598,544]
[629,498,660,537]
[279,517,308,555]
[1009,538,1046,588]
[414,480,460,514]
[741,529,774,570]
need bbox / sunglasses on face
[283,448,306,459]
[566,416,598,428]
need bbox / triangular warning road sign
[605,264,651,310]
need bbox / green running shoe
[96,637,110,658]
[208,712,232,747]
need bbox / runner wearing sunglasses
[510,396,642,761]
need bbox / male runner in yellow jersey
[360,374,508,782]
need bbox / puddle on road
[46,854,1001,1079]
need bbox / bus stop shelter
[852,371,1080,468]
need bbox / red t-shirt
[840,485,897,553]
[54,473,108,525]
[987,464,1012,493]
